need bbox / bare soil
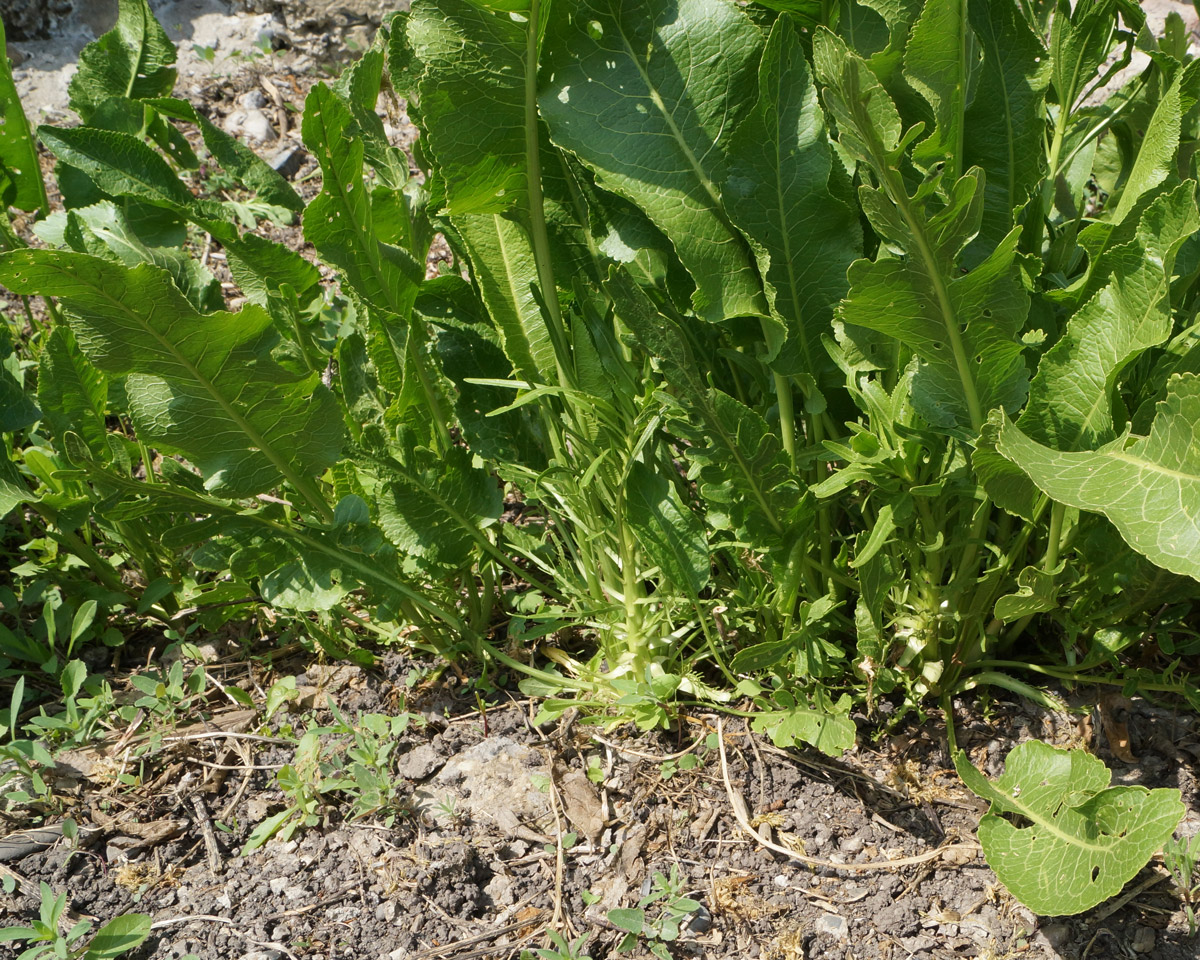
[2,645,1199,960]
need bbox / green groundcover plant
[1,0,1199,916]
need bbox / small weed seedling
[0,882,151,959]
[520,929,592,960]
[0,677,55,806]
[1163,832,1200,935]
[129,658,206,722]
[609,864,702,959]
[242,729,329,853]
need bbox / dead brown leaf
[1099,693,1137,762]
[551,760,605,844]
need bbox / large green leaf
[955,741,1183,915]
[1048,0,1133,116]
[37,327,108,458]
[374,446,502,571]
[408,0,526,214]
[903,0,979,175]
[332,39,410,190]
[626,460,709,597]
[812,27,903,171]
[68,0,176,122]
[147,98,302,213]
[0,251,343,503]
[0,16,47,212]
[36,125,232,243]
[608,268,809,558]
[302,84,423,318]
[455,213,558,384]
[997,374,1200,580]
[962,0,1049,257]
[37,200,223,313]
[539,0,767,323]
[1021,182,1199,451]
[224,233,322,310]
[1112,68,1184,222]
[38,126,194,210]
[817,30,1033,431]
[841,215,1030,431]
[724,14,861,380]
[423,276,546,467]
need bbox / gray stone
[1131,926,1156,954]
[394,742,444,781]
[814,913,849,940]
[839,835,865,855]
[0,0,75,41]
[268,146,306,179]
[224,106,276,143]
[413,736,551,839]
[483,873,514,907]
[684,904,712,934]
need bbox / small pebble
[815,913,849,940]
[684,904,712,934]
[1131,926,1156,954]
[269,146,306,179]
[840,835,865,855]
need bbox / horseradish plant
[0,0,1198,914]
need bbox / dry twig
[717,718,980,874]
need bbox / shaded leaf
[37,327,108,458]
[904,0,979,175]
[0,326,39,432]
[374,446,502,571]
[962,0,1049,258]
[724,14,860,380]
[408,0,526,214]
[540,0,767,323]
[626,460,709,597]
[302,83,423,318]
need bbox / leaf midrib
[311,90,399,316]
[70,262,320,507]
[768,53,815,376]
[611,16,727,219]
